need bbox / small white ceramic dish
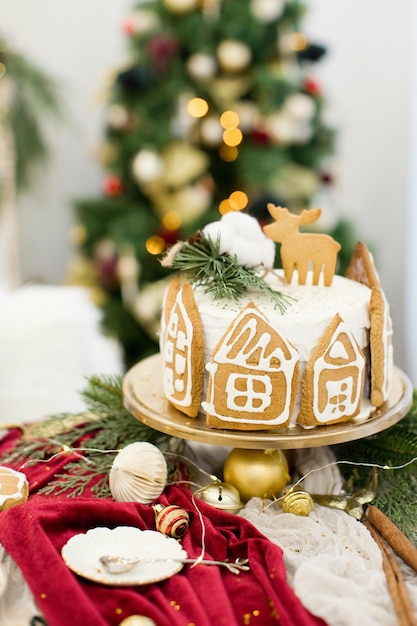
[61,526,186,585]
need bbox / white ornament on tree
[131,149,164,186]
[250,0,285,23]
[187,53,217,82]
[217,40,252,73]
[284,93,316,121]
[126,9,161,35]
[107,104,129,130]
[199,116,224,147]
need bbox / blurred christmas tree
[0,36,61,289]
[72,0,342,368]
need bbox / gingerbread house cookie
[162,282,204,417]
[203,303,299,430]
[345,241,380,288]
[0,466,29,511]
[298,313,366,426]
[370,287,393,407]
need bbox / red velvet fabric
[0,430,327,626]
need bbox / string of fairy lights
[12,440,417,508]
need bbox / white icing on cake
[193,270,371,369]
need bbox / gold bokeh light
[288,32,308,51]
[146,235,166,255]
[219,199,233,215]
[220,110,240,129]
[223,128,243,147]
[163,210,182,230]
[229,190,248,210]
[187,97,209,118]
[219,145,238,162]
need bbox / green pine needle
[1,41,63,189]
[1,375,181,498]
[168,234,294,314]
[334,390,417,543]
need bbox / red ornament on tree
[103,174,123,196]
[93,239,119,290]
[121,16,137,36]
[158,227,181,246]
[145,35,181,76]
[303,78,321,96]
[321,171,334,185]
[250,127,272,145]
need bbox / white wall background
[1,0,416,382]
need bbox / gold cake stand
[123,353,413,450]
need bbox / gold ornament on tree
[162,0,199,13]
[223,448,290,502]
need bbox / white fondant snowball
[109,441,168,504]
[202,212,275,269]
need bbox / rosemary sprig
[167,234,293,313]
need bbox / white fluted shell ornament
[109,442,168,504]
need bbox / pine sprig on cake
[165,234,292,313]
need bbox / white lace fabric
[240,446,417,626]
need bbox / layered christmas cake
[160,206,393,430]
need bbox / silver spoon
[99,554,250,575]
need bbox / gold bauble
[163,0,199,13]
[150,183,211,225]
[223,449,290,502]
[159,142,209,188]
[196,481,243,514]
[281,489,314,516]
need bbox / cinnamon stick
[365,520,417,626]
[366,505,417,574]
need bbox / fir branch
[80,375,127,418]
[167,234,294,313]
[39,458,113,499]
[1,375,180,498]
[334,391,417,543]
[1,41,63,189]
